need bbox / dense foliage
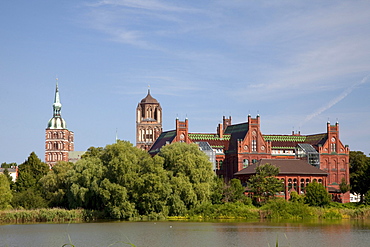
[5,147,370,220]
[12,152,49,209]
[248,163,283,205]
[349,151,370,202]
[304,180,331,207]
[40,141,219,219]
[0,174,13,210]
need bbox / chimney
[217,123,223,139]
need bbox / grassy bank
[0,208,103,224]
[2,202,370,224]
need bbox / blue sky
[1,1,370,164]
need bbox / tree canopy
[304,180,331,207]
[0,174,13,210]
[349,151,370,202]
[248,163,283,205]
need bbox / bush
[188,202,258,219]
[261,198,315,219]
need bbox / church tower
[136,89,162,150]
[45,79,74,166]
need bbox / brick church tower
[136,89,162,150]
[45,79,74,167]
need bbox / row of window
[46,152,65,162]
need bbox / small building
[234,159,328,200]
[0,167,18,182]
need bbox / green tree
[1,162,17,168]
[39,161,73,207]
[223,178,247,203]
[15,152,49,192]
[11,188,47,209]
[247,163,283,205]
[0,174,13,210]
[289,191,305,203]
[3,168,15,189]
[81,146,104,159]
[304,180,331,207]
[364,190,370,205]
[349,151,370,202]
[66,141,153,218]
[339,177,351,194]
[12,152,49,209]
[158,142,216,210]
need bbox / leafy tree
[3,168,14,189]
[339,178,351,194]
[39,161,73,207]
[304,180,331,207]
[289,191,305,203]
[81,146,104,159]
[0,174,13,210]
[223,178,247,203]
[159,142,216,210]
[364,190,370,205]
[210,176,224,204]
[248,163,283,205]
[15,152,49,192]
[349,151,370,202]
[11,152,49,209]
[1,162,17,168]
[11,188,48,209]
[66,141,154,218]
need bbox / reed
[0,208,101,223]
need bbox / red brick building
[149,115,350,202]
[234,159,328,200]
[45,80,74,167]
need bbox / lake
[1,220,370,247]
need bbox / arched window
[243,159,249,168]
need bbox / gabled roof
[224,122,249,153]
[234,159,328,176]
[148,130,176,154]
[188,133,230,150]
[263,133,328,151]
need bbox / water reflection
[1,219,370,247]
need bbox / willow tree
[158,142,216,214]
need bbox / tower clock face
[331,137,336,142]
[180,134,185,140]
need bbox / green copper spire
[47,78,67,129]
[53,78,62,117]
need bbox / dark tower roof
[140,89,159,104]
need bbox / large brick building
[149,115,350,202]
[45,80,74,167]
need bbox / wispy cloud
[299,74,370,127]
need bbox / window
[252,139,256,152]
[243,159,249,168]
[331,143,336,153]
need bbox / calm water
[1,220,370,247]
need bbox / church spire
[47,78,67,129]
[53,78,62,117]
